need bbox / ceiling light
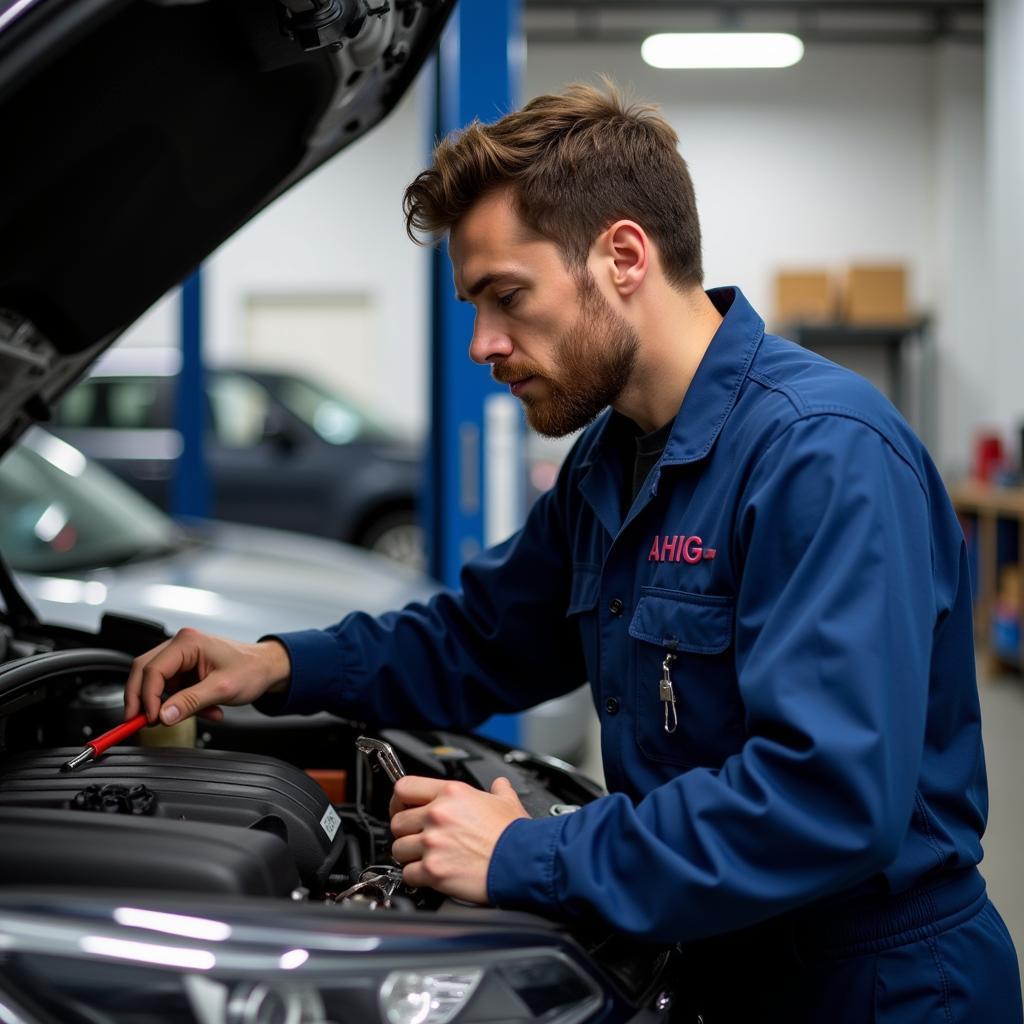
[641,32,805,69]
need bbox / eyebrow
[456,273,498,303]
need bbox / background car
[50,348,426,570]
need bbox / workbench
[949,481,1024,673]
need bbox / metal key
[356,736,408,783]
[660,653,678,734]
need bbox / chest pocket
[629,588,744,768]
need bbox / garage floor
[576,665,1024,981]
[976,669,1024,981]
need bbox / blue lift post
[172,269,210,519]
[429,0,525,745]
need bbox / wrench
[355,736,407,784]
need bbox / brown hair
[403,80,703,289]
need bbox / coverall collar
[576,286,765,538]
[583,285,766,470]
[661,285,765,465]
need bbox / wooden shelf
[950,482,1024,674]
[949,481,1024,517]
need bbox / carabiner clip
[659,653,678,734]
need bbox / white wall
[988,0,1024,466]
[526,40,986,476]
[933,43,989,479]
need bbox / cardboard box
[773,271,836,326]
[843,264,909,325]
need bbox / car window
[0,432,180,574]
[53,378,165,429]
[107,378,162,428]
[275,376,378,444]
[208,373,272,448]
[54,380,101,427]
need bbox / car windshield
[0,431,182,574]
[271,376,388,444]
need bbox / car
[50,349,426,571]
[0,3,676,1022]
[2,427,435,637]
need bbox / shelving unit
[950,482,1024,672]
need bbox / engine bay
[0,618,603,915]
[0,610,685,1023]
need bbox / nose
[468,311,513,365]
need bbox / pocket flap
[566,565,600,615]
[628,589,734,654]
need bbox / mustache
[490,363,543,385]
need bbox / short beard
[522,273,640,438]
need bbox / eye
[497,289,520,309]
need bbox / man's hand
[389,776,530,904]
[124,628,292,726]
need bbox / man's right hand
[123,628,292,725]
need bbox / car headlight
[0,905,604,1024]
[379,969,483,1024]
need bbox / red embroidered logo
[648,535,717,564]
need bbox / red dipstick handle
[61,713,149,772]
[90,713,149,755]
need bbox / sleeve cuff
[256,629,348,717]
[487,814,571,912]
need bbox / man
[125,83,1021,1020]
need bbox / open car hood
[0,0,454,456]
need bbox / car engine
[0,614,684,1024]
[0,619,602,914]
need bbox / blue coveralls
[271,287,1021,1021]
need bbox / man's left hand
[389,775,530,903]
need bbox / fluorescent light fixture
[642,32,805,69]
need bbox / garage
[0,0,1022,1020]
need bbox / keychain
[660,652,678,734]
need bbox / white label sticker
[320,804,341,841]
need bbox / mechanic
[124,83,1021,1021]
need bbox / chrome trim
[0,988,39,1024]
[0,901,606,1024]
[0,0,45,35]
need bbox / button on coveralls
[270,288,1021,1021]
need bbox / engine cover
[0,747,343,891]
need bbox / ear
[592,220,649,298]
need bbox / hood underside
[0,0,453,455]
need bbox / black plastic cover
[0,806,301,897]
[0,747,342,887]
